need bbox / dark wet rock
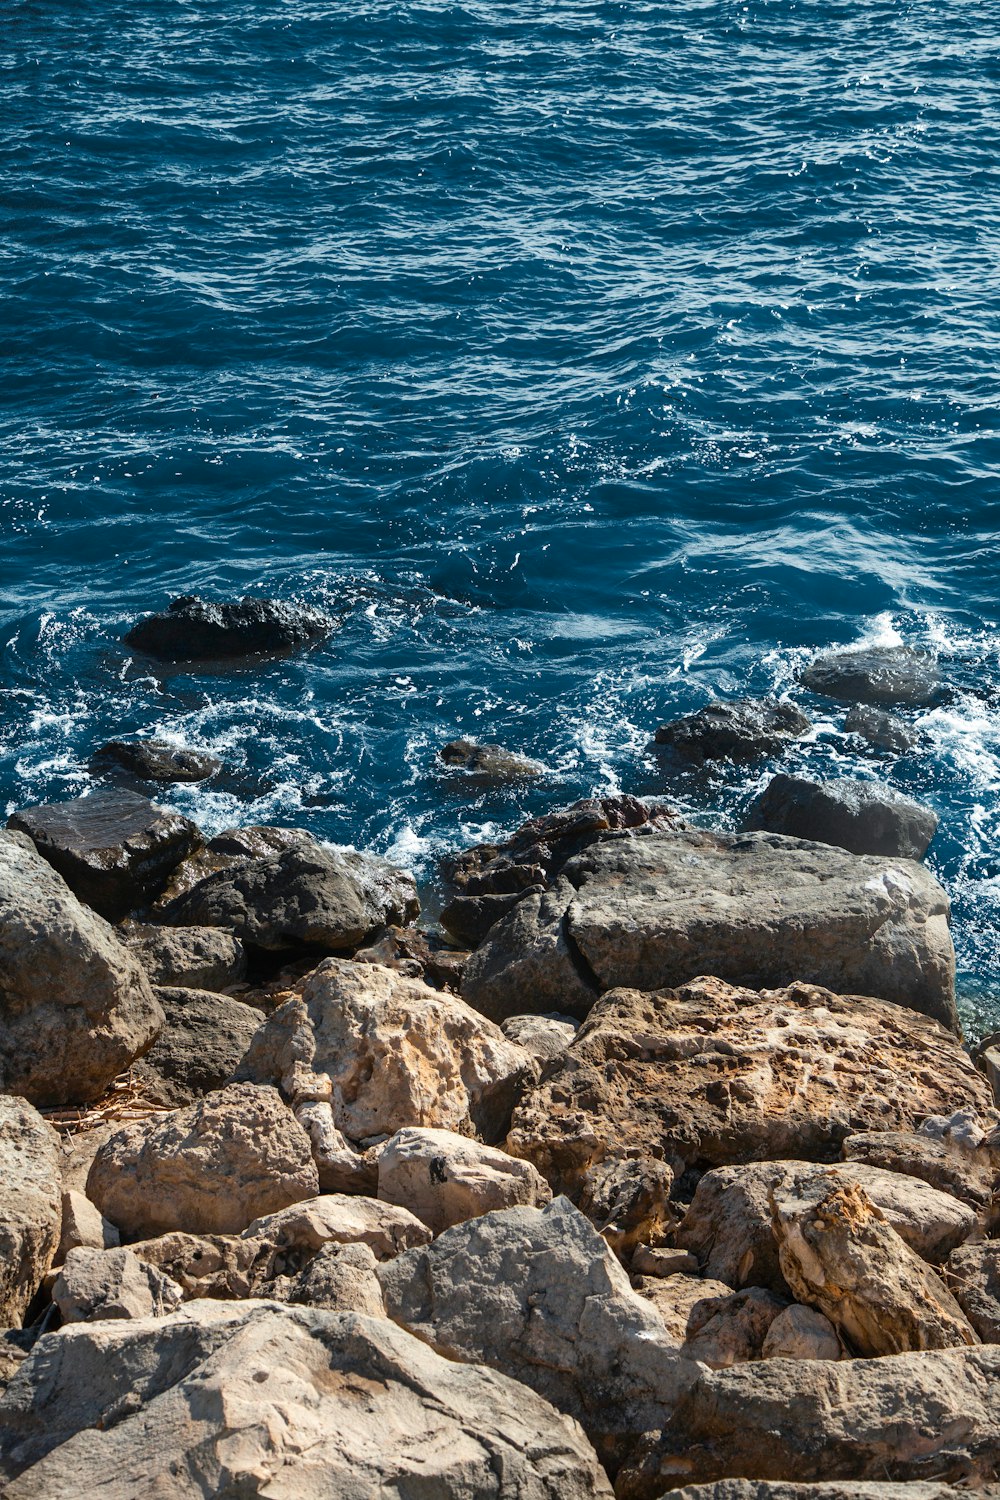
[462,826,958,1031]
[151,824,313,911]
[131,987,264,1107]
[845,704,920,754]
[439,795,680,948]
[89,738,221,785]
[7,787,202,922]
[741,773,938,860]
[439,738,544,783]
[353,925,467,991]
[0,832,163,1107]
[125,923,247,991]
[650,699,812,764]
[163,840,419,955]
[799,645,942,707]
[124,593,335,661]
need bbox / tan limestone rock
[0,1098,62,1329]
[377,1126,551,1234]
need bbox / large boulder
[379,1196,699,1477]
[798,644,942,706]
[163,840,418,954]
[0,832,163,1106]
[131,986,263,1107]
[0,1302,614,1499]
[86,1083,318,1237]
[506,979,991,1233]
[124,593,336,660]
[236,958,536,1146]
[125,923,247,990]
[742,773,938,860]
[650,699,811,763]
[462,828,958,1032]
[7,787,202,921]
[89,738,221,785]
[377,1126,552,1234]
[0,1098,62,1329]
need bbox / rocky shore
[2,610,999,1498]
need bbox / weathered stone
[241,1194,431,1269]
[0,832,163,1106]
[237,958,536,1145]
[845,703,920,754]
[771,1174,977,1356]
[124,593,335,660]
[132,986,263,1107]
[650,699,811,763]
[127,1231,247,1300]
[353,925,467,991]
[439,738,544,782]
[377,1126,551,1234]
[126,923,247,990]
[0,1098,62,1329]
[502,1011,578,1060]
[0,1302,614,1499]
[293,1101,379,1193]
[947,1241,1000,1342]
[507,980,990,1229]
[632,1246,699,1278]
[742,773,938,859]
[842,1122,1000,1228]
[283,1241,386,1315]
[8,787,202,922]
[86,1083,318,1237]
[463,828,958,1031]
[669,1481,965,1500]
[56,1191,119,1262]
[52,1247,182,1323]
[89,739,221,785]
[55,1124,119,1196]
[799,644,942,707]
[634,1274,734,1344]
[379,1196,699,1478]
[164,840,418,954]
[760,1304,841,1361]
[681,1287,788,1369]
[152,824,313,909]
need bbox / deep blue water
[3,0,1000,1033]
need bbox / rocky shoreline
[2,604,999,1498]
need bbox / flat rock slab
[798,645,942,707]
[0,1098,62,1329]
[89,739,221,784]
[0,1302,614,1499]
[124,593,335,660]
[8,787,202,921]
[651,699,812,763]
[462,827,958,1031]
[742,773,938,860]
[506,980,992,1224]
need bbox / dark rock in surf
[650,699,811,764]
[799,645,942,707]
[438,739,544,784]
[124,594,335,661]
[844,704,920,754]
[90,738,221,785]
[741,773,938,860]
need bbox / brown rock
[635,1274,735,1344]
[842,1118,1000,1229]
[377,1126,551,1234]
[0,1098,62,1329]
[947,1241,1000,1342]
[760,1304,841,1361]
[56,1190,119,1262]
[681,1287,788,1368]
[52,1247,182,1323]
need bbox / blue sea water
[3,0,1000,1033]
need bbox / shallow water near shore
[3,0,1000,1036]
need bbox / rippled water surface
[3,0,1000,1031]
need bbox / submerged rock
[89,738,221,785]
[0,1098,62,1330]
[439,737,544,782]
[650,698,812,763]
[124,593,335,660]
[742,772,938,859]
[845,703,920,754]
[799,644,942,707]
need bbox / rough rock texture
[634,1274,734,1344]
[632,1247,699,1278]
[124,593,336,660]
[152,824,314,909]
[463,827,958,1032]
[842,1123,1000,1227]
[650,699,812,763]
[0,1302,614,1499]
[379,1196,699,1477]
[502,1011,578,1061]
[377,1126,552,1234]
[618,1347,1000,1496]
[681,1287,788,1369]
[237,958,536,1146]
[845,704,920,754]
[89,739,221,785]
[164,840,418,954]
[670,1483,967,1500]
[507,980,990,1231]
[8,787,202,922]
[353,925,467,991]
[285,1240,386,1315]
[742,773,938,860]
[799,644,942,706]
[439,738,544,782]
[56,1190,119,1262]
[132,986,263,1107]
[947,1242,1000,1342]
[126,923,247,990]
[52,1247,182,1323]
[0,1098,62,1329]
[675,1160,977,1295]
[440,796,680,948]
[761,1304,841,1361]
[86,1083,318,1237]
[771,1174,978,1355]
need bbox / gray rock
[377,1126,552,1234]
[89,739,221,785]
[799,645,942,707]
[126,923,247,989]
[0,1302,614,1499]
[124,593,336,660]
[669,1481,968,1499]
[947,1241,1000,1342]
[52,1247,182,1323]
[650,698,812,763]
[56,1191,119,1262]
[439,738,544,782]
[462,827,958,1031]
[284,1240,386,1315]
[845,704,920,753]
[760,1305,841,1361]
[742,773,938,859]
[7,787,202,921]
[502,1011,578,1061]
[0,1098,62,1329]
[680,1287,788,1369]
[0,832,163,1106]
[132,986,263,1107]
[841,1125,1000,1227]
[631,1247,699,1278]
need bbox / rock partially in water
[126,922,247,990]
[439,737,545,783]
[8,787,202,922]
[131,986,263,1107]
[0,1098,62,1330]
[845,703,920,754]
[650,698,812,763]
[124,593,335,660]
[741,773,939,859]
[799,644,942,706]
[89,738,221,785]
